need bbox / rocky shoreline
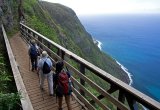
[93,38,132,85]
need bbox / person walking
[54,61,72,110]
[28,39,39,71]
[37,51,54,96]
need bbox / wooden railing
[20,22,160,110]
[1,24,34,110]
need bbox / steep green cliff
[39,1,130,84]
[1,0,130,84]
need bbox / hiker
[28,39,40,71]
[54,61,72,110]
[37,51,54,96]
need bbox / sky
[43,0,160,15]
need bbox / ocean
[78,14,160,102]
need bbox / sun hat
[42,51,48,57]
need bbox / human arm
[66,71,71,78]
[37,59,42,73]
[28,46,31,56]
[36,45,40,56]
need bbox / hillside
[1,0,130,84]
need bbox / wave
[97,40,102,50]
[92,38,133,85]
[92,38,102,50]
[116,61,133,86]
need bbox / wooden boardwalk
[9,33,83,110]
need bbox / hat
[42,51,48,57]
[31,39,36,44]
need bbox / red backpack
[58,72,69,95]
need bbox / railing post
[23,27,26,38]
[31,31,34,39]
[57,48,60,57]
[126,95,135,110]
[29,29,33,43]
[117,90,125,110]
[39,37,43,50]
[34,34,38,42]
[80,63,85,96]
[26,28,30,43]
[57,49,65,60]
[20,24,23,35]
[47,42,51,56]
[107,84,118,94]
[0,26,3,42]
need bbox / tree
[18,0,25,22]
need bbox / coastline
[116,61,133,85]
[93,38,133,85]
[93,38,102,50]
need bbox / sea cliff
[93,38,132,85]
[39,1,130,84]
[1,0,130,84]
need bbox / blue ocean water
[79,14,160,102]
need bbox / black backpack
[30,45,38,57]
[43,59,51,74]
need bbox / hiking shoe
[50,94,55,97]
[49,94,54,96]
[34,68,38,71]
[31,68,34,72]
[40,87,44,91]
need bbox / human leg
[30,57,34,71]
[58,97,63,110]
[65,95,71,110]
[33,56,37,70]
[39,72,45,90]
[47,73,53,95]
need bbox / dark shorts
[56,91,71,97]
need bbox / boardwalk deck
[9,33,83,110]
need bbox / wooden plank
[72,87,96,110]
[2,25,34,110]
[80,63,85,96]
[72,77,110,110]
[72,93,88,110]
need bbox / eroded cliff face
[0,0,18,31]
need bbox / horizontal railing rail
[1,24,34,110]
[20,22,160,110]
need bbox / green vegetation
[0,42,21,110]
[0,92,21,110]
[22,0,129,84]
[1,0,132,109]
[0,1,22,109]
